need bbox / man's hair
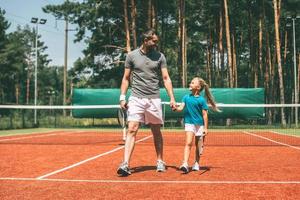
[141,29,157,43]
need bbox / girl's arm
[173,103,185,112]
[202,109,208,135]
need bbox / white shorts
[184,124,205,137]
[127,96,163,125]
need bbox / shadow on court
[130,165,211,175]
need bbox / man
[117,29,176,176]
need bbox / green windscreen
[72,88,265,119]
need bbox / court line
[36,135,153,179]
[0,131,79,142]
[1,177,300,184]
[243,131,300,150]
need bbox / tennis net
[0,104,299,147]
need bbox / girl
[173,77,219,173]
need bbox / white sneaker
[179,163,189,173]
[156,160,166,172]
[117,161,131,176]
[192,162,200,171]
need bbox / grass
[0,128,57,136]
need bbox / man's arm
[120,68,131,109]
[161,68,176,109]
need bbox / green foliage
[0,0,299,107]
[0,10,50,104]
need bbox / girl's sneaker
[192,162,200,171]
[179,163,189,173]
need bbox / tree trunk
[224,0,233,88]
[15,84,19,104]
[273,0,286,126]
[178,0,187,87]
[232,32,237,87]
[151,0,157,29]
[147,0,152,29]
[147,0,156,29]
[130,0,137,49]
[26,72,30,104]
[218,5,225,87]
[181,0,187,87]
[123,0,131,52]
[248,6,257,88]
[177,0,182,86]
[206,31,212,85]
[283,30,288,64]
[266,30,272,124]
[258,16,263,87]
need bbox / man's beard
[147,44,157,51]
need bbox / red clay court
[0,129,300,199]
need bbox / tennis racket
[117,108,127,141]
[199,135,205,155]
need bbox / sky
[0,0,86,68]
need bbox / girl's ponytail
[197,78,220,112]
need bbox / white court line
[37,135,153,179]
[0,130,84,142]
[1,177,300,184]
[243,131,300,150]
[270,131,300,138]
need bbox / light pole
[31,17,47,126]
[63,18,68,117]
[287,15,300,127]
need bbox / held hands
[172,105,179,111]
[170,99,177,111]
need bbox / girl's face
[189,78,201,91]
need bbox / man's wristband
[119,94,126,102]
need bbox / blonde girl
[174,77,218,173]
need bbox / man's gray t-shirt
[125,48,167,98]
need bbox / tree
[0,9,10,103]
[224,0,233,88]
[273,0,286,126]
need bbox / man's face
[144,34,159,50]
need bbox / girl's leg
[182,131,194,164]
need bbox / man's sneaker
[192,162,200,171]
[117,162,131,176]
[179,163,189,174]
[156,160,166,172]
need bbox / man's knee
[185,141,193,148]
[127,121,139,135]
